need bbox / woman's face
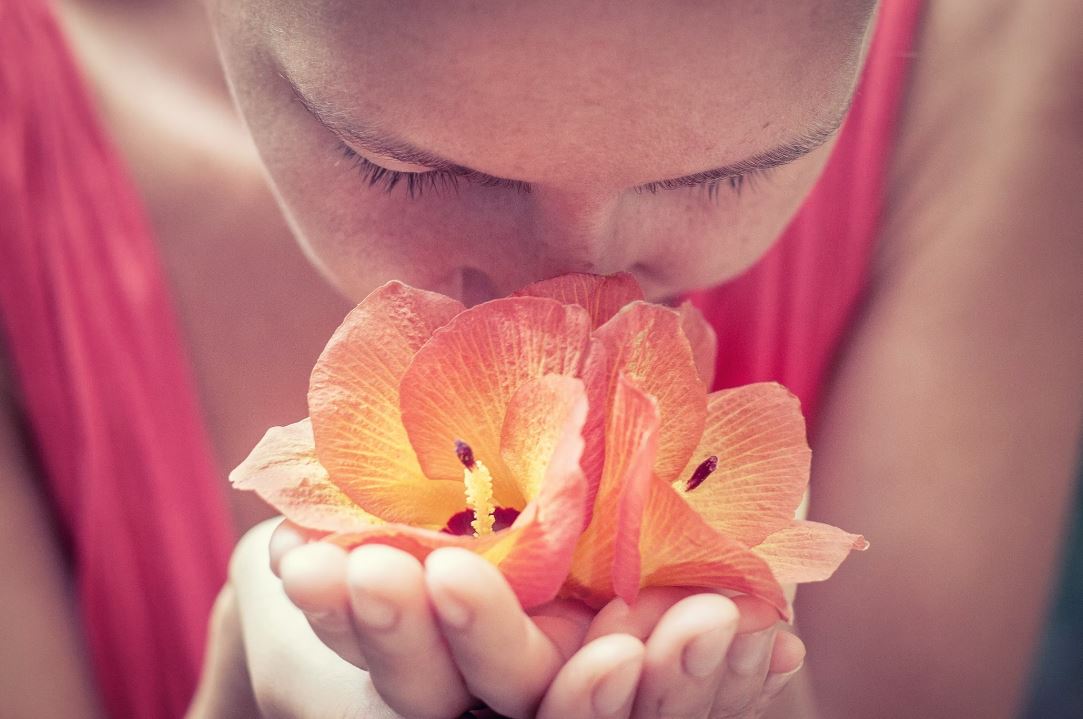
[207,0,875,305]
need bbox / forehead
[251,0,873,187]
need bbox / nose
[520,186,638,281]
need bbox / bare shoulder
[794,3,1082,715]
[882,0,1083,264]
[0,347,106,716]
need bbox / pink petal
[229,419,383,533]
[678,300,718,389]
[673,383,810,546]
[308,281,466,526]
[592,301,707,483]
[399,297,592,507]
[332,378,590,608]
[752,520,869,584]
[500,374,588,501]
[566,373,658,607]
[637,475,790,619]
[513,271,645,329]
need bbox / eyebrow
[285,73,849,193]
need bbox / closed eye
[340,143,774,202]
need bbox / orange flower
[230,281,596,608]
[232,272,866,615]
[514,274,868,619]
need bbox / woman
[1,0,1080,717]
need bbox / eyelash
[339,143,771,202]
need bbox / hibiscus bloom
[232,272,866,615]
[230,281,595,608]
[514,274,867,618]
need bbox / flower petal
[400,297,592,507]
[578,339,610,519]
[678,300,717,389]
[593,301,707,483]
[500,374,588,501]
[672,383,811,546]
[229,419,383,533]
[566,373,658,606]
[752,520,869,584]
[308,281,466,526]
[330,379,590,608]
[637,476,790,618]
[513,271,644,329]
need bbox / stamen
[685,455,718,492]
[454,439,495,535]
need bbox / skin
[3,0,1082,717]
[207,0,875,306]
[196,2,870,715]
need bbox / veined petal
[308,281,466,526]
[330,382,590,609]
[500,374,588,501]
[400,297,592,507]
[672,383,810,546]
[513,271,644,329]
[677,301,718,389]
[578,339,609,522]
[566,373,657,607]
[593,301,707,483]
[637,476,790,618]
[230,419,383,533]
[752,520,869,584]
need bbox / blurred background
[1024,457,1083,719]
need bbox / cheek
[627,144,835,294]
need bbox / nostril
[459,266,499,307]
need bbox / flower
[513,277,869,618]
[231,272,867,616]
[230,281,596,608]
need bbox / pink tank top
[0,1,922,717]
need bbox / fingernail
[430,585,473,629]
[683,625,728,678]
[350,590,398,630]
[592,656,641,716]
[727,628,773,676]
[762,663,803,698]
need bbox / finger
[279,541,368,669]
[709,625,776,719]
[230,519,396,718]
[527,598,596,660]
[760,631,805,702]
[631,594,739,719]
[425,547,567,718]
[348,544,472,719]
[268,519,307,577]
[537,634,645,719]
[728,594,780,634]
[768,629,805,675]
[584,587,700,643]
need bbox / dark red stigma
[685,455,718,492]
[441,507,521,536]
[454,439,476,470]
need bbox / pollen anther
[685,455,718,492]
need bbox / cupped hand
[272,519,805,719]
[187,517,404,719]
